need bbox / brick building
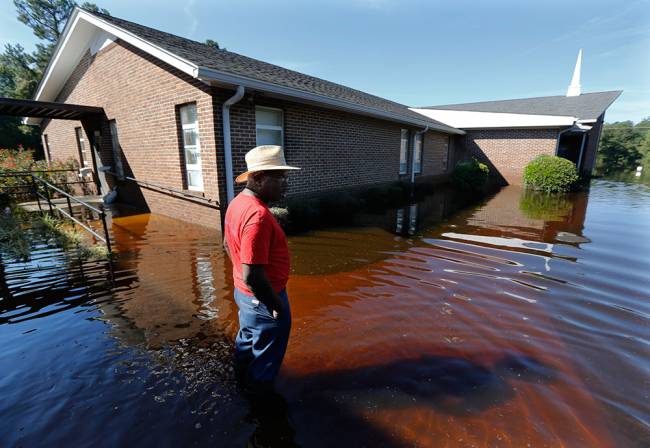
[24,9,620,230]
[27,8,463,230]
[412,51,621,185]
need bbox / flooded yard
[1,177,649,447]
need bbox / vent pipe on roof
[566,49,582,97]
[223,86,245,204]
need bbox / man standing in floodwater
[223,145,300,394]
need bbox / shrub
[523,155,579,193]
[451,158,489,192]
[0,147,79,200]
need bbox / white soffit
[409,108,576,129]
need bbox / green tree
[596,121,644,174]
[205,39,220,49]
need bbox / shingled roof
[420,91,622,121]
[82,10,461,134]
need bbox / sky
[1,0,648,122]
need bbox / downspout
[411,126,429,184]
[222,86,246,204]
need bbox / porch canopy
[1,96,107,195]
[0,97,104,120]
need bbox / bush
[451,158,489,192]
[0,147,79,200]
[523,155,579,193]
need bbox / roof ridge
[421,90,623,109]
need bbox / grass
[0,208,32,261]
[0,203,110,261]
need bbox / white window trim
[255,106,284,147]
[75,127,89,167]
[180,105,204,191]
[399,129,408,175]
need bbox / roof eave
[196,67,465,135]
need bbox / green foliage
[35,213,108,259]
[451,158,489,192]
[596,118,650,174]
[0,207,31,260]
[519,189,573,221]
[205,39,220,49]
[0,147,79,200]
[523,155,579,193]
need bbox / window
[413,133,422,174]
[443,136,450,172]
[256,106,283,146]
[399,129,409,174]
[179,104,203,191]
[75,127,90,167]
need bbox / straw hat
[235,145,300,183]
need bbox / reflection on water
[1,178,649,447]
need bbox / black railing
[30,175,112,254]
[0,169,96,200]
[107,172,220,210]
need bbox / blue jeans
[234,288,291,384]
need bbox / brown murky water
[1,177,649,447]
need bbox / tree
[205,39,220,49]
[596,121,645,174]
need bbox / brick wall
[422,131,451,176]
[42,40,222,229]
[42,39,457,230]
[455,128,560,185]
[215,92,452,203]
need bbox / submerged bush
[523,155,579,193]
[451,158,489,192]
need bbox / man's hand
[242,263,283,317]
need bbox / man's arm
[242,264,283,317]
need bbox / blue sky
[1,0,648,122]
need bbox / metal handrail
[32,176,103,214]
[31,174,112,254]
[106,171,220,209]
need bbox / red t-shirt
[224,192,290,295]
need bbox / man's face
[255,170,289,202]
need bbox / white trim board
[410,108,576,130]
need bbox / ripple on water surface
[1,179,649,447]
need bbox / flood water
[1,177,649,447]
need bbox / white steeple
[566,49,582,97]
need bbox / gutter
[196,67,465,135]
[222,86,245,204]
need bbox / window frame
[399,129,409,175]
[75,127,89,167]
[443,136,451,172]
[413,133,422,174]
[255,106,284,147]
[178,103,204,191]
